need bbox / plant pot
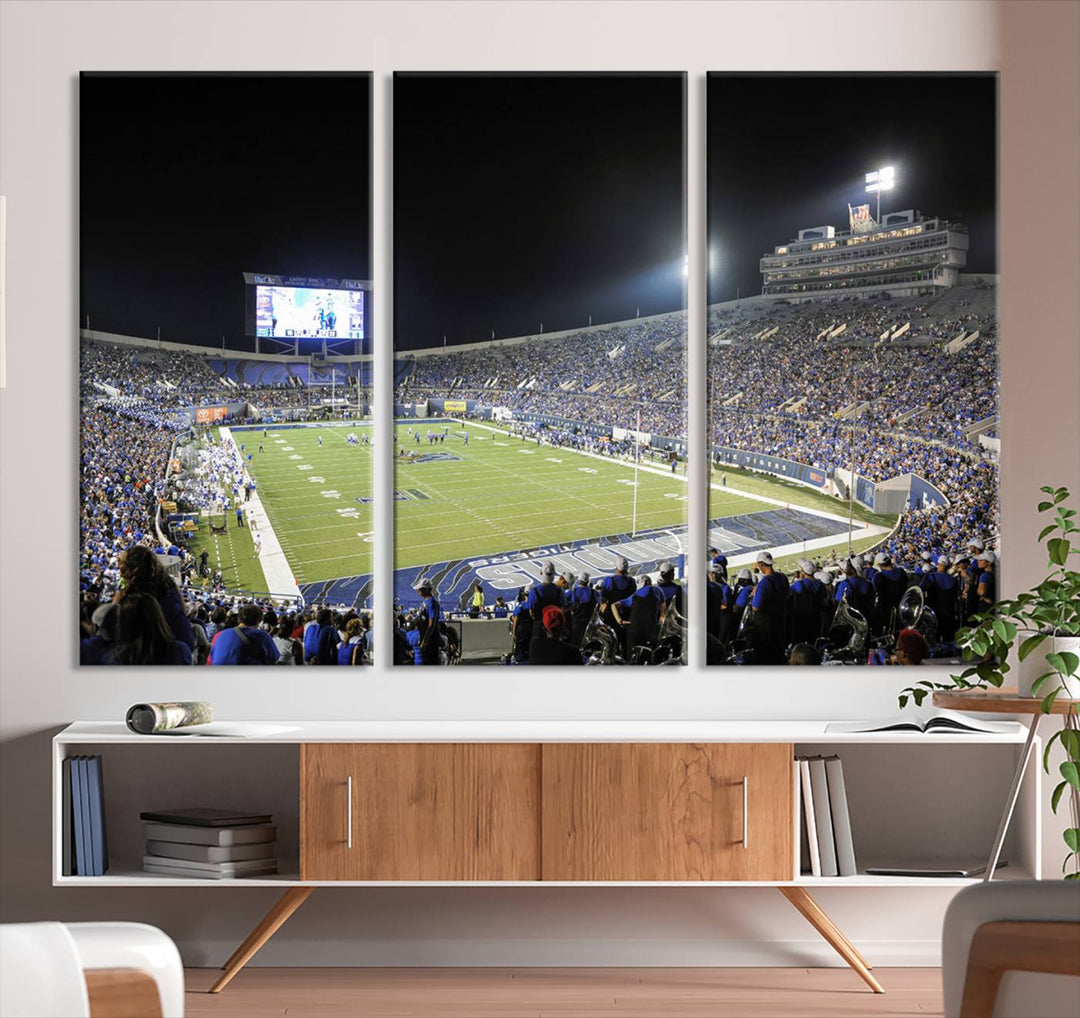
[1017,635,1080,700]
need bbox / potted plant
[899,486,1080,879]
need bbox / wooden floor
[184,967,944,1017]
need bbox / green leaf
[1039,500,1055,512]
[1054,652,1079,677]
[1049,538,1071,566]
[1044,728,1064,770]
[1018,633,1050,662]
[1065,871,1080,881]
[1040,486,1057,494]
[1065,828,1080,852]
[1052,780,1067,812]
[1054,489,1071,504]
[913,689,927,707]
[1030,672,1054,696]
[1060,729,1080,758]
[898,694,909,709]
[1062,761,1080,791]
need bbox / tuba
[824,594,870,662]
[897,584,938,646]
[580,604,623,665]
[650,604,687,665]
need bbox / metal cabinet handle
[742,776,748,850]
[346,775,353,849]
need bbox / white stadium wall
[2,0,1079,969]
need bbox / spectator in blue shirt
[611,576,666,657]
[599,556,637,630]
[567,573,597,648]
[921,554,960,641]
[311,607,341,666]
[750,551,790,665]
[834,558,875,620]
[976,550,997,609]
[209,604,280,665]
[656,561,684,615]
[527,562,565,621]
[511,588,533,663]
[415,578,442,665]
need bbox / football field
[185,418,892,610]
[193,423,374,600]
[394,420,699,571]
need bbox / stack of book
[140,808,277,879]
[796,755,856,878]
[62,755,108,876]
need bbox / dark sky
[80,73,371,352]
[707,74,998,303]
[394,74,686,351]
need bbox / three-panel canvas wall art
[77,71,998,668]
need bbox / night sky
[394,74,686,351]
[707,74,998,304]
[80,73,371,352]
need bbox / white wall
[1,0,1077,968]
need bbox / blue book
[87,756,108,876]
[72,757,90,876]
[62,757,73,876]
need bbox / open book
[826,709,1018,735]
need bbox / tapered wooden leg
[778,886,884,994]
[209,887,315,993]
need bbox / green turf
[393,422,703,569]
[186,506,265,593]
[709,462,895,529]
[186,423,374,589]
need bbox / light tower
[864,165,895,225]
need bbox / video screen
[255,285,364,339]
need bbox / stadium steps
[945,329,981,355]
[964,414,1000,440]
[838,400,871,420]
[895,405,925,425]
[722,392,743,406]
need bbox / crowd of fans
[705,539,997,667]
[79,281,1000,665]
[82,338,364,413]
[80,553,373,666]
[397,312,687,439]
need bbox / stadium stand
[79,334,373,665]
[79,274,999,666]
[390,280,999,666]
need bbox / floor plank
[184,967,944,1018]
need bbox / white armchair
[0,922,183,1018]
[942,880,1080,1018]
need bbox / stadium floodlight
[864,165,896,223]
[682,253,689,278]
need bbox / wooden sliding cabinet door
[542,743,794,881]
[301,744,541,880]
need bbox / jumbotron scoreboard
[243,272,371,353]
